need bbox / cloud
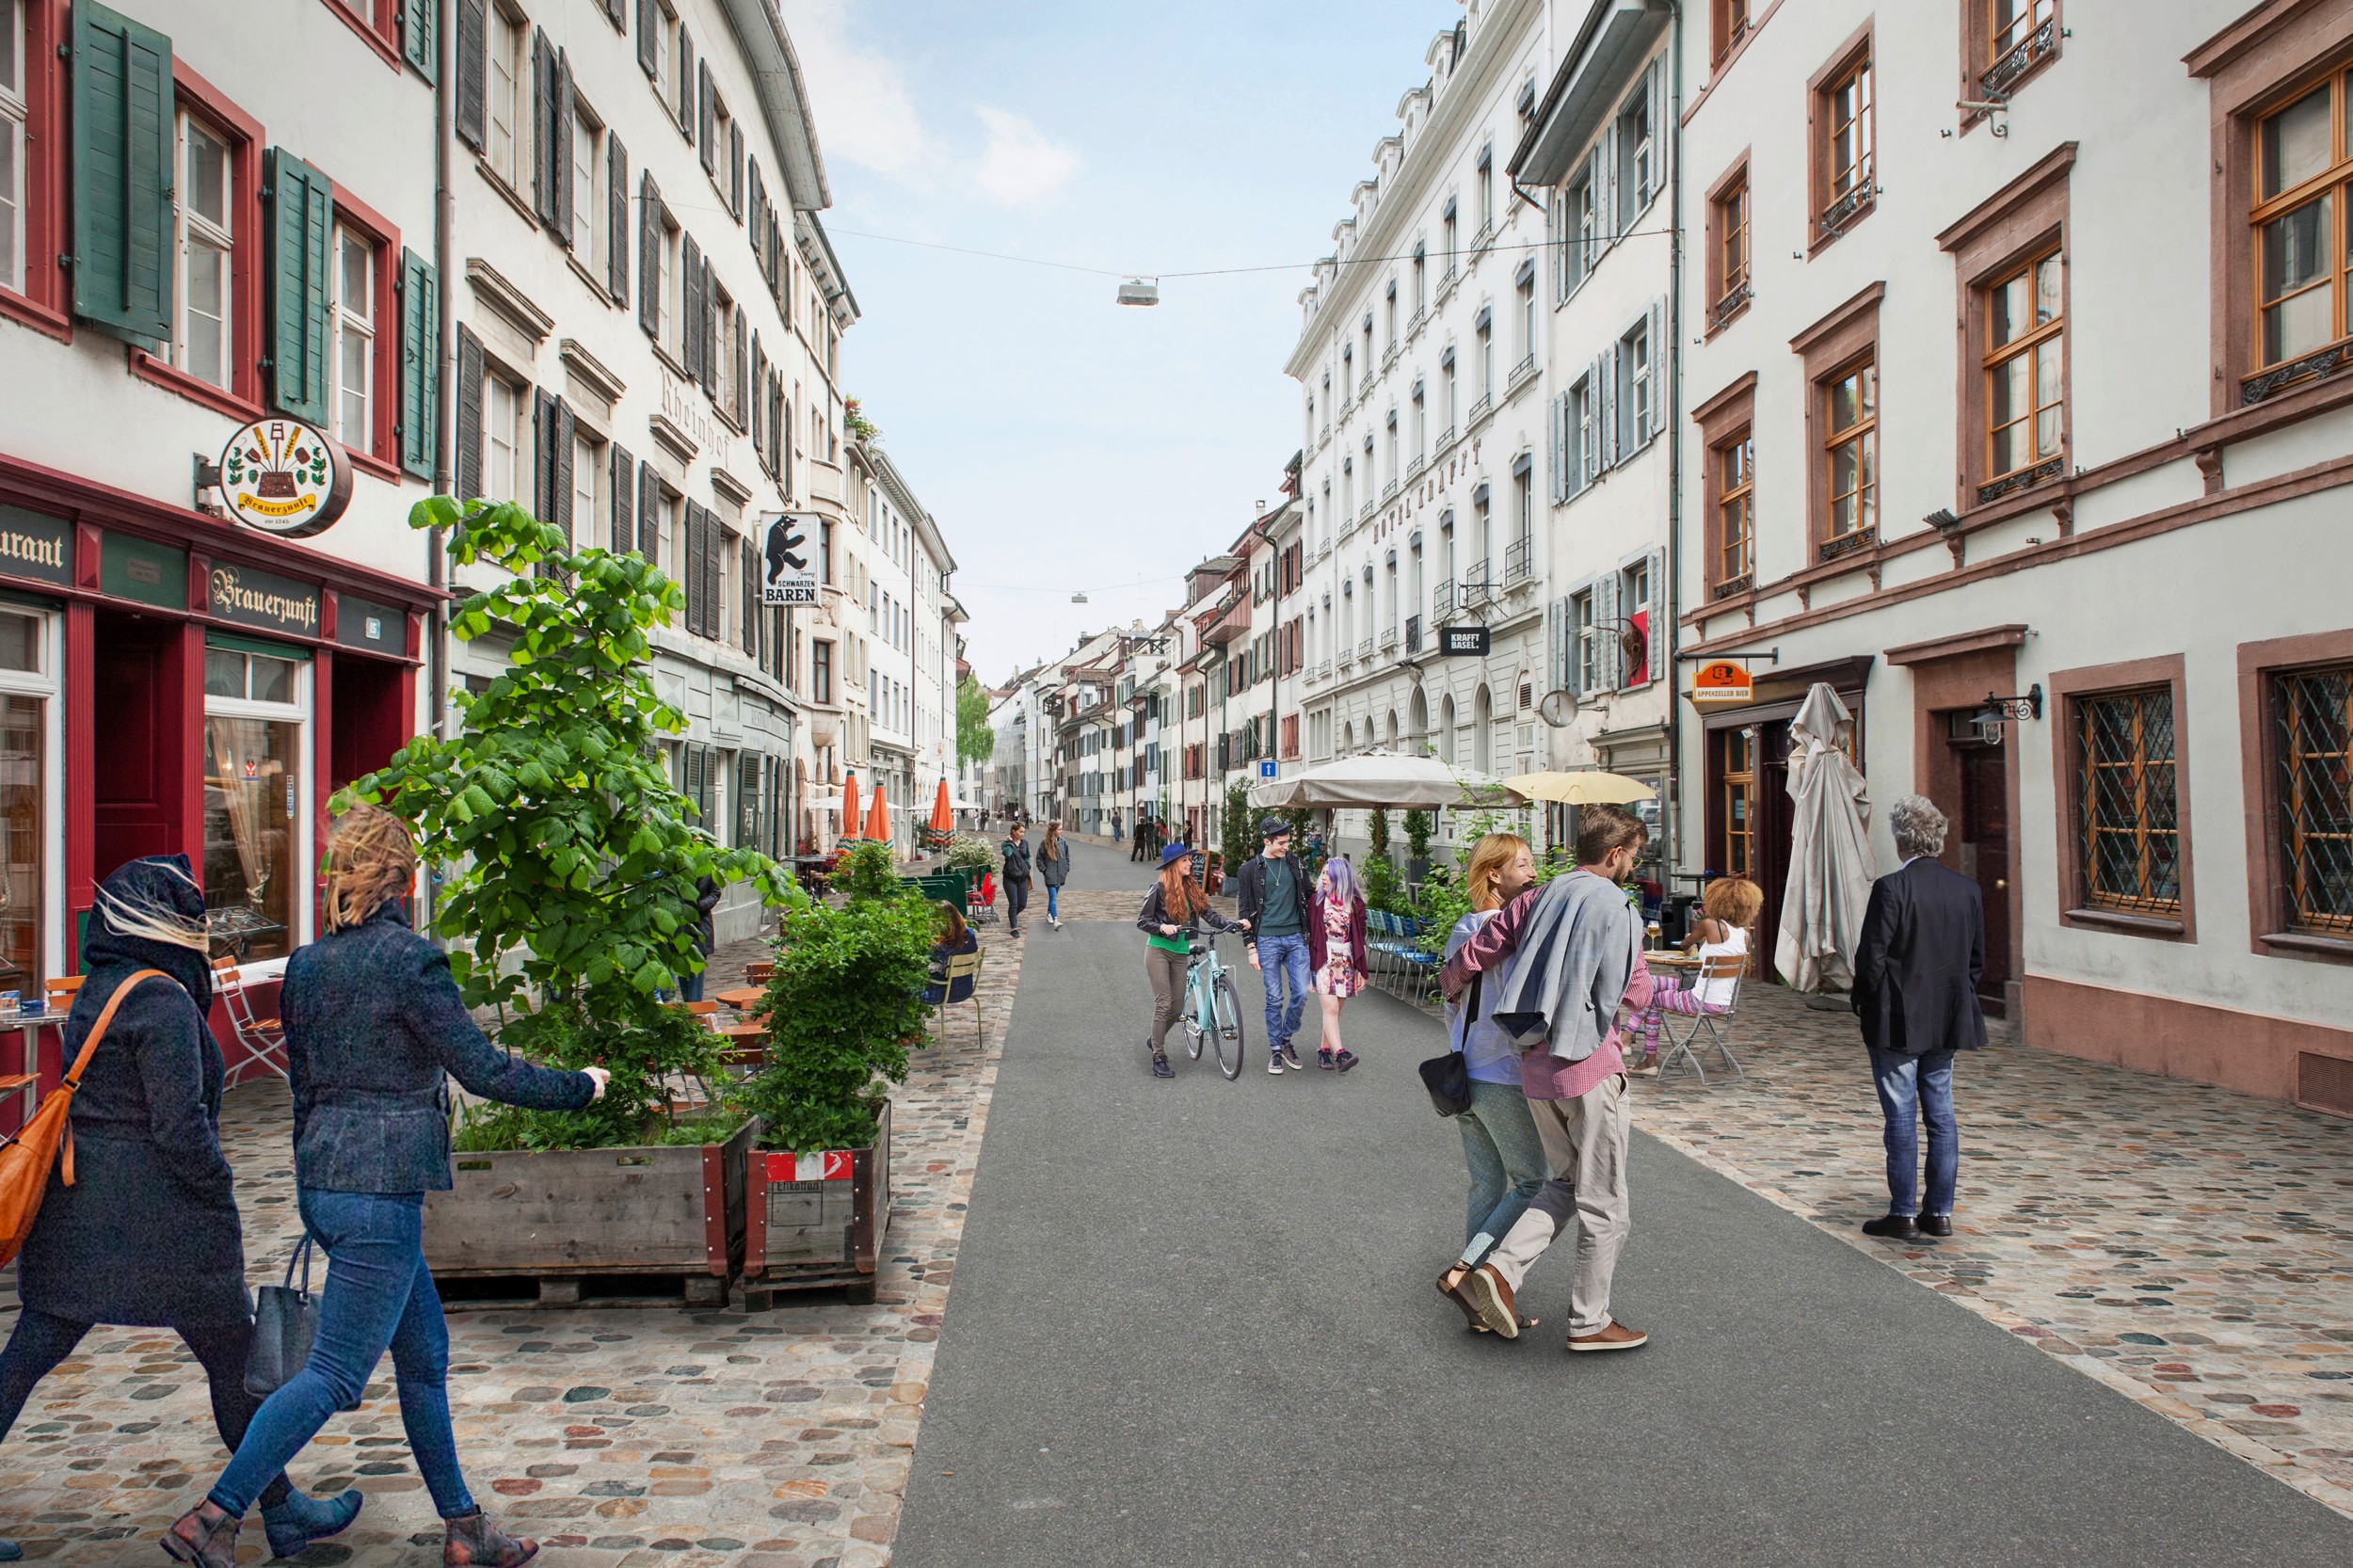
[972,106,1082,208]
[783,0,943,188]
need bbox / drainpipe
[424,0,456,926]
[1664,0,1688,887]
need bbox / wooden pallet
[728,1271,877,1313]
[434,1267,729,1311]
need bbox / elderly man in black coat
[0,857,357,1562]
[1851,795,1987,1242]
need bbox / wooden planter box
[424,1119,757,1308]
[734,1100,891,1309]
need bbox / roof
[718,0,830,210]
[1506,0,1669,188]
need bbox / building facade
[1674,0,2353,1110]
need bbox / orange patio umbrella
[840,772,861,839]
[929,778,953,835]
[865,786,891,844]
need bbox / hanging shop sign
[759,512,822,606]
[209,561,322,636]
[217,418,353,538]
[1689,660,1754,707]
[0,504,75,588]
[1439,624,1490,657]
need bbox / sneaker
[1151,1051,1174,1079]
[1566,1320,1649,1352]
[1318,1048,1337,1069]
[1333,1048,1359,1072]
[1280,1043,1305,1070]
[1267,1054,1286,1075]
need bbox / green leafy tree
[956,674,996,767]
[1404,810,1433,864]
[1220,780,1254,874]
[343,496,791,1018]
[836,840,902,904]
[1369,808,1391,860]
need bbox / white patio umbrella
[1247,750,1522,810]
[1502,770,1656,805]
[1774,683,1875,994]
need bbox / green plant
[1412,861,1470,957]
[1363,852,1409,915]
[1220,780,1253,873]
[844,396,881,442]
[956,674,995,767]
[1404,810,1433,863]
[732,892,932,1152]
[837,839,902,904]
[449,997,728,1151]
[344,496,791,1018]
[944,833,997,875]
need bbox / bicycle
[1178,926,1247,1080]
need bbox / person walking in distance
[1000,821,1034,937]
[1306,856,1370,1071]
[1036,822,1072,931]
[1441,806,1654,1353]
[1233,817,1313,1074]
[1851,795,1986,1241]
[1137,843,1247,1078]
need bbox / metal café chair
[1654,952,1749,1088]
[212,959,290,1081]
[929,948,986,1055]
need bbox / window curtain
[207,717,271,905]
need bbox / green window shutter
[401,0,438,83]
[71,2,174,340]
[264,148,333,423]
[397,248,439,480]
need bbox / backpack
[0,970,167,1266]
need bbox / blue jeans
[209,1190,475,1520]
[1046,884,1060,920]
[1257,934,1310,1051]
[1456,1079,1547,1267]
[1867,1045,1959,1218]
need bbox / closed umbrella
[1775,683,1874,995]
[841,773,861,840]
[929,778,953,835]
[1501,770,1656,805]
[865,786,890,845]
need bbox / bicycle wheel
[1181,964,1207,1060]
[1211,969,1245,1080]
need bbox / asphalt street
[896,838,2353,1567]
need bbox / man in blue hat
[1234,816,1312,1073]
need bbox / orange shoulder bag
[0,968,168,1266]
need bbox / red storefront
[0,452,435,1117]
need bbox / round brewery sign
[217,418,352,537]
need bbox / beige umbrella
[1247,750,1521,810]
[1501,770,1656,805]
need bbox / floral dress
[1314,895,1361,998]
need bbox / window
[1717,430,1754,589]
[1509,463,1532,581]
[1708,160,1751,328]
[1476,144,1494,236]
[1573,589,1600,693]
[203,645,307,964]
[1617,80,1654,225]
[174,114,234,390]
[1823,360,1877,543]
[1516,271,1536,365]
[485,372,524,502]
[1567,375,1594,495]
[487,2,527,190]
[1476,315,1493,405]
[1441,351,1457,433]
[2071,688,2182,917]
[662,215,684,358]
[0,607,47,990]
[1559,153,1600,299]
[1442,203,1458,276]
[1985,250,2063,484]
[1410,383,1426,456]
[571,427,600,536]
[2270,662,2353,936]
[1622,317,1652,448]
[1412,244,1426,314]
[1711,0,1750,66]
[331,226,375,447]
[1385,278,1397,348]
[1812,37,1875,245]
[1715,726,1756,879]
[571,102,605,277]
[2254,72,2350,377]
[1621,560,1652,686]
[0,0,24,293]
[1977,1,2060,100]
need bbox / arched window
[1473,684,1493,773]
[1439,695,1457,763]
[1385,711,1400,749]
[1409,687,1429,749]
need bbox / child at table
[1628,875,1760,1075]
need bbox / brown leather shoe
[160,1501,239,1568]
[1567,1320,1650,1352]
[443,1509,539,1567]
[1463,1264,1520,1338]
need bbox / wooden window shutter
[264,149,333,423]
[550,47,576,248]
[637,171,661,338]
[698,260,719,398]
[636,0,658,78]
[636,462,661,559]
[606,134,629,304]
[684,503,708,634]
[454,324,485,500]
[530,32,556,229]
[703,510,722,637]
[681,233,703,376]
[747,161,764,257]
[552,399,576,551]
[397,248,440,481]
[1644,298,1665,440]
[1597,571,1621,691]
[401,0,437,83]
[676,28,694,142]
[71,2,174,341]
[728,121,744,217]
[1597,344,1620,471]
[732,304,748,422]
[455,0,487,152]
[609,444,634,555]
[749,335,766,461]
[741,535,758,656]
[605,0,626,27]
[698,62,716,174]
[532,388,556,524]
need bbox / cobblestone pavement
[0,925,1025,1567]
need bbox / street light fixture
[1116,278,1160,307]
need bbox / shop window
[202,646,306,964]
[1718,727,1756,879]
[0,607,50,994]
[331,225,375,448]
[174,113,234,390]
[2270,662,2353,937]
[2073,689,2182,916]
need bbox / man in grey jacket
[1439,806,1653,1352]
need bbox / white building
[1673,0,2353,1111]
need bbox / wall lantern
[1970,683,2043,745]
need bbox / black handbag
[1417,974,1478,1117]
[246,1235,356,1409]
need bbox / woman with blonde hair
[1434,834,1548,1333]
[1627,874,1760,1075]
[170,807,610,1568]
[0,857,356,1563]
[1136,842,1246,1079]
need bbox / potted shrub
[344,495,791,1305]
[1404,809,1433,884]
[731,842,931,1306]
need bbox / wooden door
[1956,742,2012,1016]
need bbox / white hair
[94,862,212,952]
[1889,794,1949,860]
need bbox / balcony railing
[1381,479,1399,502]
[2243,341,2353,405]
[1710,280,1752,333]
[1980,17,2057,97]
[1466,392,1494,426]
[1405,453,1426,480]
[1507,354,1537,392]
[1433,424,1456,453]
[1436,264,1459,299]
[1818,526,1879,563]
[1461,565,1495,607]
[1819,172,1875,237]
[1505,536,1532,584]
[1380,624,1398,650]
[1976,456,2064,504]
[1471,221,1496,254]
[1404,616,1421,653]
[1405,306,1428,338]
[1432,579,1460,621]
[1713,572,1753,600]
[1314,536,1332,559]
[1317,658,1332,679]
[1382,343,1401,370]
[1318,422,1332,445]
[1358,636,1374,660]
[1358,499,1374,521]
[1358,374,1373,401]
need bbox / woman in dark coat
[169,808,607,1568]
[0,856,356,1563]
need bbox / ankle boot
[443,1508,539,1567]
[160,1500,240,1568]
[264,1486,364,1558]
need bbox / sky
[781,0,1472,687]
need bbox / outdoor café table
[1644,950,1707,971]
[713,986,767,1011]
[3,1005,71,1121]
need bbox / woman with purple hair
[1305,856,1370,1070]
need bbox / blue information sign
[1258,760,1277,778]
